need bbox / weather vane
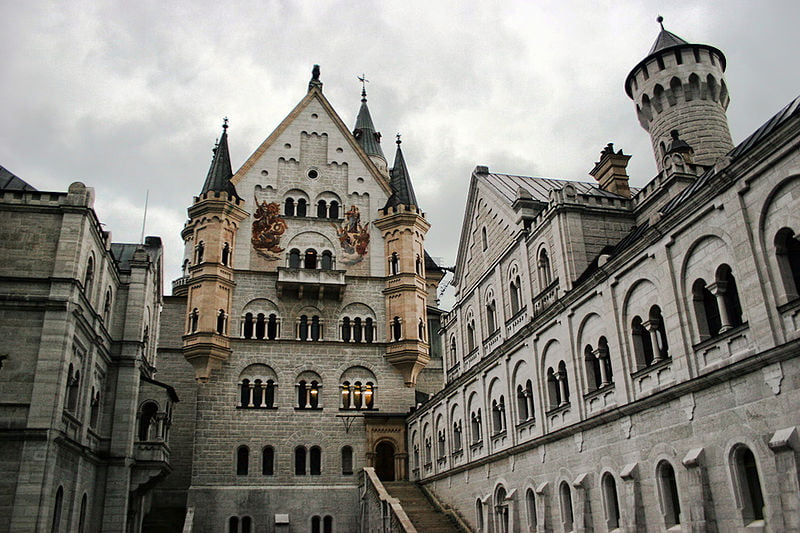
[357,73,369,98]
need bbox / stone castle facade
[1,19,799,533]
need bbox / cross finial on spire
[222,117,229,130]
[358,73,369,101]
[396,133,401,145]
[656,15,665,30]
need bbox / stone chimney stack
[590,143,632,198]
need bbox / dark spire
[648,15,689,54]
[200,118,240,199]
[308,64,323,92]
[384,134,419,209]
[352,77,386,161]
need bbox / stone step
[383,482,461,532]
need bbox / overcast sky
[1,1,797,292]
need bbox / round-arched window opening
[307,168,319,179]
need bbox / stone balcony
[533,278,559,317]
[132,440,171,492]
[276,267,346,300]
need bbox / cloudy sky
[1,1,797,290]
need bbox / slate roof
[424,251,444,274]
[385,140,419,208]
[481,173,638,204]
[353,92,386,160]
[0,165,36,191]
[648,28,689,55]
[200,124,240,199]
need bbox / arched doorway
[375,441,396,481]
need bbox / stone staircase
[383,481,466,532]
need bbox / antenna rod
[140,189,149,244]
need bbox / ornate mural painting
[334,205,370,265]
[251,198,287,260]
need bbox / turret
[180,120,248,381]
[625,17,733,172]
[353,80,388,177]
[374,136,430,386]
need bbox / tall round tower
[625,17,733,173]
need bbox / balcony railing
[446,362,461,382]
[276,267,346,299]
[505,306,528,337]
[533,279,559,317]
[483,329,503,354]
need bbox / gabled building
[151,68,444,532]
[0,170,175,533]
[407,21,800,532]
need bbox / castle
[0,19,798,533]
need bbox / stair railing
[359,467,418,533]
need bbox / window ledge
[294,407,323,411]
[545,402,571,417]
[470,440,484,452]
[237,405,278,410]
[692,321,749,351]
[515,417,536,430]
[583,383,615,401]
[630,357,672,379]
[338,407,378,412]
[451,448,464,459]
[778,296,800,314]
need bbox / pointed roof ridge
[385,134,419,209]
[0,164,37,191]
[353,88,386,161]
[200,119,240,199]
[648,15,689,54]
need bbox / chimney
[590,143,632,198]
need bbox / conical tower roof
[200,119,240,199]
[353,89,386,161]
[384,135,419,209]
[648,19,689,54]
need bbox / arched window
[546,367,560,408]
[284,197,295,216]
[494,486,509,533]
[365,318,374,343]
[189,307,198,333]
[298,315,309,341]
[692,278,721,339]
[466,320,476,352]
[229,517,239,533]
[138,401,158,441]
[304,249,317,269]
[243,313,254,339]
[525,488,537,531]
[353,317,363,342]
[453,421,463,451]
[289,248,301,268]
[229,516,252,533]
[296,198,307,217]
[776,228,800,301]
[84,256,94,297]
[486,299,497,334]
[317,199,327,218]
[89,387,101,428]
[262,446,274,475]
[323,515,333,533]
[475,499,484,532]
[196,241,205,264]
[103,289,113,324]
[341,317,351,342]
[559,481,574,532]
[491,396,505,434]
[418,318,425,341]
[309,446,321,475]
[255,313,266,339]
[182,258,190,276]
[450,336,457,361]
[267,314,278,340]
[631,315,654,368]
[649,305,669,361]
[731,445,765,522]
[310,315,321,341]
[538,248,552,288]
[437,429,446,458]
[295,446,306,475]
[216,309,226,334]
[329,201,339,219]
[470,409,482,443]
[51,486,63,533]
[390,252,399,275]
[341,445,353,475]
[558,361,570,403]
[236,445,249,475]
[657,461,682,527]
[321,250,333,270]
[510,276,522,314]
[602,473,621,530]
[311,516,320,533]
[66,363,80,412]
[392,317,402,341]
[717,264,744,329]
[481,227,488,251]
[78,493,88,533]
[221,242,230,266]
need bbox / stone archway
[375,441,396,481]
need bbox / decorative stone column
[643,319,664,362]
[708,281,732,333]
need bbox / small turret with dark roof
[200,119,240,200]
[384,134,420,210]
[352,80,387,174]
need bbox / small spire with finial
[358,74,369,101]
[222,117,229,130]
[396,133,402,145]
[308,64,323,91]
[656,15,665,30]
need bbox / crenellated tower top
[625,17,733,173]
